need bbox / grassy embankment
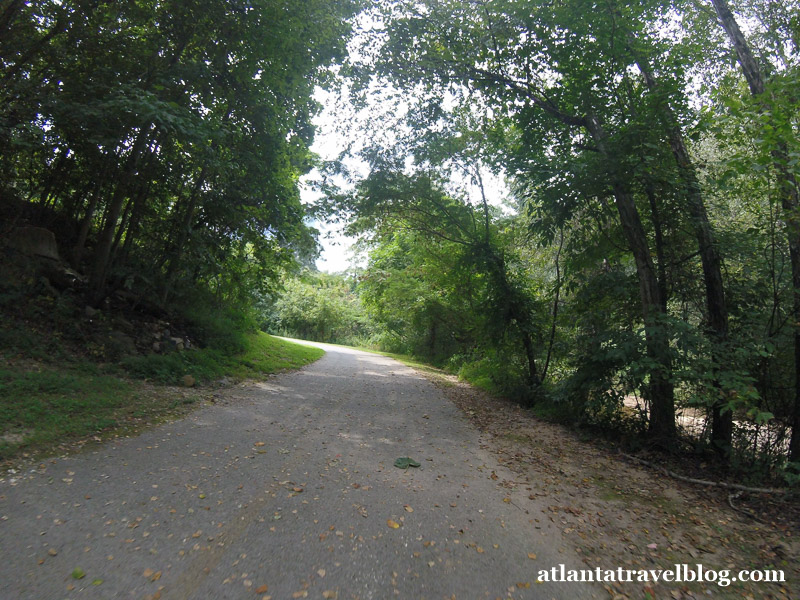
[0,332,323,462]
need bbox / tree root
[727,491,770,524]
[621,453,785,495]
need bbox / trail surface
[0,343,596,599]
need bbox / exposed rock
[41,262,84,290]
[152,341,161,353]
[112,316,134,333]
[107,330,137,357]
[181,374,196,387]
[7,226,60,261]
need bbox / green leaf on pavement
[394,457,421,469]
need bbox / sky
[302,73,512,274]
[300,87,362,274]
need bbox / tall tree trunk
[541,228,564,383]
[643,184,668,312]
[118,179,152,267]
[87,128,151,305]
[73,182,103,268]
[710,0,800,462]
[476,163,542,389]
[470,67,676,439]
[161,166,207,303]
[635,58,733,458]
[585,114,676,442]
[521,330,540,389]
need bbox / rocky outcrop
[7,226,60,261]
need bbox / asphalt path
[0,343,599,599]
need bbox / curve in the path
[0,343,598,599]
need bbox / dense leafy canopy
[1,0,359,311]
[3,0,800,477]
[312,0,798,472]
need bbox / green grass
[0,366,134,459]
[121,332,324,384]
[0,333,324,462]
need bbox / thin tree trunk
[476,163,542,388]
[635,57,733,458]
[110,197,133,260]
[520,330,540,389]
[87,128,151,305]
[541,228,563,383]
[585,113,676,442]
[161,166,207,303]
[644,184,668,312]
[710,0,800,462]
[73,182,103,268]
[466,66,675,438]
[119,178,152,266]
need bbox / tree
[1,0,360,314]
[709,0,800,461]
[348,166,546,392]
[354,0,685,440]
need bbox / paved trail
[0,343,597,599]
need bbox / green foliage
[454,347,531,401]
[267,269,372,346]
[267,269,369,345]
[0,0,361,310]
[333,0,800,474]
[783,462,800,487]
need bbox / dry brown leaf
[255,584,268,594]
[387,519,401,529]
